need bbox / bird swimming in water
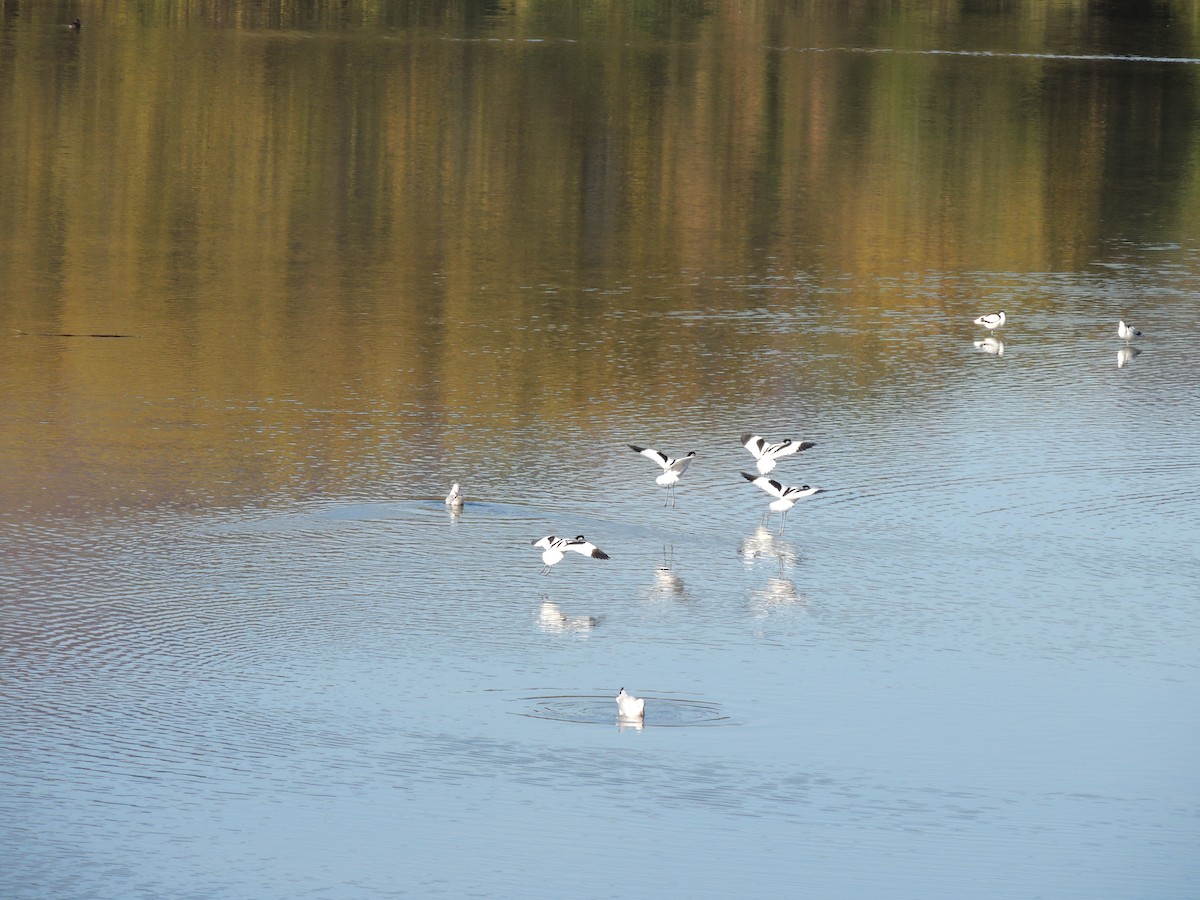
[741,432,816,475]
[445,482,464,509]
[742,472,820,535]
[616,687,645,719]
[974,311,1006,331]
[628,445,696,507]
[531,535,610,574]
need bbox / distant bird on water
[1118,320,1142,342]
[741,432,816,475]
[974,311,1006,331]
[629,445,696,507]
[531,535,610,575]
[616,687,645,719]
[444,482,464,509]
[742,472,820,535]
[69,19,82,31]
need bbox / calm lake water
[3,2,1200,897]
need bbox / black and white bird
[629,445,696,507]
[974,310,1006,331]
[741,432,816,475]
[444,482,464,509]
[531,535,610,574]
[616,687,645,719]
[1118,320,1143,342]
[742,472,820,535]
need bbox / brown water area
[4,2,1198,516]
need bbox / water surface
[2,3,1199,898]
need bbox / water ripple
[514,692,733,728]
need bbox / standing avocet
[628,445,696,507]
[1118,320,1143,342]
[616,687,645,719]
[741,432,816,475]
[531,535,610,574]
[742,472,820,535]
[974,310,1006,331]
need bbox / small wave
[514,692,733,727]
[770,45,1200,65]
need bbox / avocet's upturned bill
[741,432,816,475]
[531,535,610,574]
[445,482,464,508]
[616,687,645,719]
[629,444,696,507]
[974,310,1006,331]
[742,472,820,535]
[1118,320,1143,341]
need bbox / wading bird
[741,432,816,475]
[742,472,820,535]
[628,445,696,507]
[1118,320,1142,342]
[974,310,1006,331]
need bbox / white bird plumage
[531,535,610,574]
[974,310,1006,331]
[741,432,816,475]
[445,482,464,508]
[742,472,820,534]
[629,444,696,506]
[616,687,645,719]
[1118,320,1142,342]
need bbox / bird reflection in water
[750,576,808,619]
[741,526,806,619]
[616,715,645,732]
[647,544,691,601]
[537,599,602,634]
[973,337,1004,356]
[738,525,799,572]
[1117,346,1141,369]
